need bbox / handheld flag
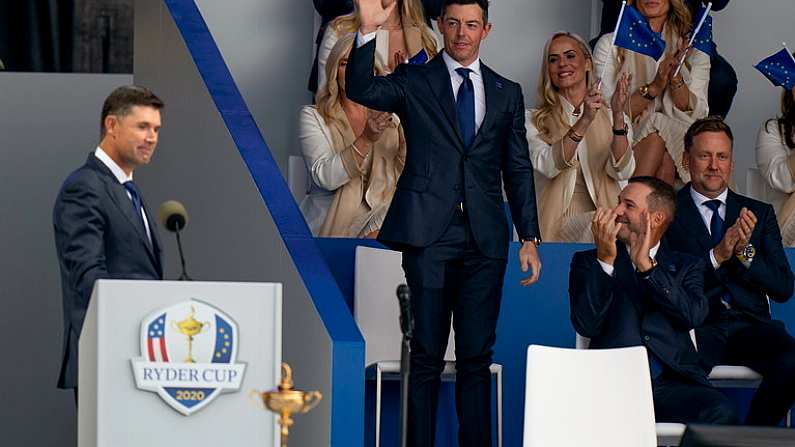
[691,5,714,56]
[408,49,428,65]
[672,2,712,77]
[613,3,666,61]
[754,47,795,90]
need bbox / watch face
[744,244,756,259]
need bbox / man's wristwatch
[612,126,628,136]
[521,236,542,247]
[736,243,756,266]
[639,84,657,101]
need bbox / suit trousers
[653,371,738,425]
[696,310,795,425]
[401,209,506,447]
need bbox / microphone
[158,200,188,232]
[396,283,413,447]
[157,200,192,281]
[396,284,413,339]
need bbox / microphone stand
[396,285,413,447]
[174,226,192,281]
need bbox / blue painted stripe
[160,1,364,445]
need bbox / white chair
[523,345,658,447]
[576,334,686,446]
[354,245,503,447]
[287,155,309,204]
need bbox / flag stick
[596,1,627,89]
[785,42,795,65]
[673,2,712,78]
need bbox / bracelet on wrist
[640,84,657,101]
[568,129,584,143]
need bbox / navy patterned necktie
[124,181,148,238]
[455,67,476,149]
[704,199,724,246]
[704,199,732,305]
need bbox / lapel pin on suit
[495,80,503,89]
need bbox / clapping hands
[714,207,757,264]
[593,207,622,265]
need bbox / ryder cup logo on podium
[130,300,247,415]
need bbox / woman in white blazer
[756,84,795,246]
[299,34,405,237]
[527,31,634,242]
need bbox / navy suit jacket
[53,153,163,389]
[346,38,540,259]
[665,185,794,323]
[569,242,710,385]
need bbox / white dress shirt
[94,146,153,244]
[689,187,728,270]
[598,242,660,277]
[357,31,486,131]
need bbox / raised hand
[668,39,691,83]
[582,82,604,123]
[651,51,677,94]
[362,109,392,143]
[394,49,408,68]
[592,207,622,265]
[713,224,741,265]
[357,0,398,33]
[628,210,654,272]
[611,72,632,116]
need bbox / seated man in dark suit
[571,176,738,424]
[53,86,165,402]
[666,116,795,425]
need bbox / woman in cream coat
[756,84,795,246]
[315,0,438,95]
[527,31,633,242]
[299,34,406,237]
[594,0,709,186]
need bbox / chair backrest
[523,345,657,447]
[354,246,455,366]
[287,155,309,203]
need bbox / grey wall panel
[713,1,795,187]
[480,0,593,109]
[193,0,316,173]
[0,72,132,446]
[134,1,331,445]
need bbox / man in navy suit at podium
[53,86,164,401]
[346,0,542,445]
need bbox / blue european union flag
[691,7,714,56]
[755,49,795,90]
[613,4,666,61]
[408,49,428,65]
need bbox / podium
[78,280,282,447]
